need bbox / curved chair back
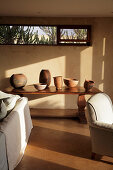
[87,93,113,124]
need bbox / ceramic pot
[34,83,47,91]
[10,74,27,89]
[84,80,94,92]
[39,69,51,87]
[53,76,63,90]
[64,78,79,88]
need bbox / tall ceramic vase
[39,70,51,87]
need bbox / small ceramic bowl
[64,78,79,88]
[34,83,47,91]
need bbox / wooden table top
[4,85,102,95]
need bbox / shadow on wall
[65,47,81,109]
[0,46,63,89]
[92,20,113,101]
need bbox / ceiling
[0,0,113,17]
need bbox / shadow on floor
[16,155,78,170]
[29,124,91,159]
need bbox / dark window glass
[60,29,87,40]
[58,26,91,46]
[0,25,91,46]
[0,25,57,45]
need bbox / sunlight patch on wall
[98,61,104,91]
[28,95,65,109]
[80,47,93,86]
[101,61,104,80]
[5,55,66,109]
[98,38,106,91]
[103,38,106,56]
[5,55,66,86]
[99,83,104,91]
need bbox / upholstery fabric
[0,97,33,170]
[0,91,13,99]
[86,93,113,157]
[0,132,8,170]
[0,101,7,120]
[87,93,113,124]
[0,91,20,120]
[3,95,20,113]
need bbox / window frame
[0,24,91,46]
[57,25,91,46]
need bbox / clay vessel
[84,80,94,92]
[39,70,51,87]
[10,74,27,89]
[53,76,62,90]
[64,78,79,88]
[34,83,47,91]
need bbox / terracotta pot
[39,70,51,87]
[53,76,63,90]
[10,74,27,89]
[84,80,94,92]
[64,78,79,88]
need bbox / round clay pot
[10,74,27,89]
[39,70,51,87]
[84,80,94,92]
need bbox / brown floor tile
[15,109,113,170]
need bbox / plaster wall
[0,17,113,109]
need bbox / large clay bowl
[64,78,79,88]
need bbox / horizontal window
[57,25,91,46]
[0,25,57,45]
[0,25,91,46]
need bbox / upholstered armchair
[86,93,113,159]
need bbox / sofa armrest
[13,97,28,112]
[0,97,28,127]
[90,121,113,132]
[0,96,33,170]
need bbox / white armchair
[86,93,113,159]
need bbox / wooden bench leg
[77,94,87,123]
[91,152,96,160]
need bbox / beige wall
[0,17,113,109]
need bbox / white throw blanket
[0,97,33,170]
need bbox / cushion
[0,91,20,120]
[0,100,7,120]
[0,91,13,99]
[3,95,20,113]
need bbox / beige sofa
[0,97,33,170]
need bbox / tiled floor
[15,109,113,170]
